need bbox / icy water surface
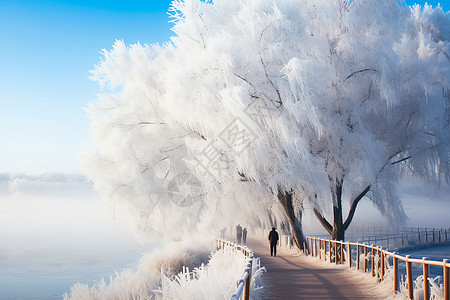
[397,244,450,281]
[0,192,153,300]
[0,239,149,300]
[399,244,450,261]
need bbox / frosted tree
[82,0,450,247]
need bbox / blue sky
[0,0,173,173]
[0,0,449,174]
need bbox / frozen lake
[396,244,450,281]
[0,180,154,300]
[0,236,149,300]
[398,244,450,261]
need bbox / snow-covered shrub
[64,244,264,300]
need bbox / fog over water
[0,174,154,300]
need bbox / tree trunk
[278,191,305,250]
[313,183,371,242]
[331,180,345,241]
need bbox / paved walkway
[247,238,387,299]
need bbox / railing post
[418,227,421,244]
[323,239,326,259]
[394,253,399,294]
[406,255,413,299]
[364,245,368,273]
[356,244,360,271]
[243,260,252,300]
[319,239,322,260]
[315,238,318,257]
[381,249,385,280]
[371,246,375,277]
[314,238,317,257]
[320,239,323,260]
[340,242,344,265]
[308,237,312,255]
[309,238,317,257]
[423,257,429,300]
[309,238,311,256]
[376,249,381,280]
[444,259,449,300]
[330,241,333,264]
[348,242,352,268]
[333,241,337,264]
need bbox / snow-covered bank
[64,243,264,300]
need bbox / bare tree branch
[390,155,411,165]
[313,207,333,234]
[259,55,283,108]
[259,24,270,43]
[344,68,377,82]
[233,73,254,87]
[343,185,371,230]
[406,111,416,129]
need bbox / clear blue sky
[0,0,448,174]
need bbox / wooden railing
[306,236,450,300]
[346,226,449,236]
[347,227,450,249]
[215,239,254,300]
[309,227,450,250]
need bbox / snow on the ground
[64,242,264,300]
[300,251,406,299]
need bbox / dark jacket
[268,230,279,245]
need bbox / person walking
[242,227,247,244]
[268,227,279,257]
[236,224,243,244]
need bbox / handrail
[231,265,251,300]
[306,236,450,300]
[215,238,254,300]
[344,226,450,236]
[310,227,449,249]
